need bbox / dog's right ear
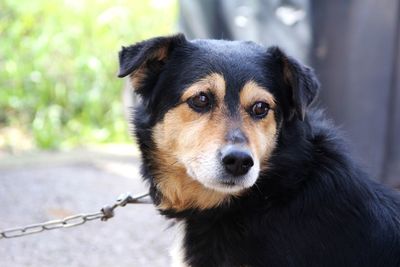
[267,47,320,121]
[118,34,187,93]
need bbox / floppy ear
[267,47,320,121]
[118,33,187,93]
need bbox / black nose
[221,147,254,176]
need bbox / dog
[118,34,400,267]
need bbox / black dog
[118,34,400,267]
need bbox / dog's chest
[170,219,251,267]
[170,221,189,267]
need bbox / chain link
[0,192,150,240]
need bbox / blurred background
[1,0,399,266]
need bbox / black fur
[119,34,400,267]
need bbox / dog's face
[118,34,319,211]
[152,72,277,195]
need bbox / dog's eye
[188,92,211,112]
[250,102,269,119]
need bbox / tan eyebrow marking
[240,81,276,109]
[181,73,226,102]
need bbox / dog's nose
[221,146,254,176]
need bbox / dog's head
[118,34,319,211]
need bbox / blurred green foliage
[0,0,177,149]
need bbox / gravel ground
[0,147,175,267]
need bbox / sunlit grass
[0,0,178,150]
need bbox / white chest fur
[170,221,190,267]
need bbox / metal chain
[0,192,150,240]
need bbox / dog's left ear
[267,47,320,121]
[118,33,187,93]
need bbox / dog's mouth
[216,180,246,193]
[220,180,236,186]
[198,173,258,194]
